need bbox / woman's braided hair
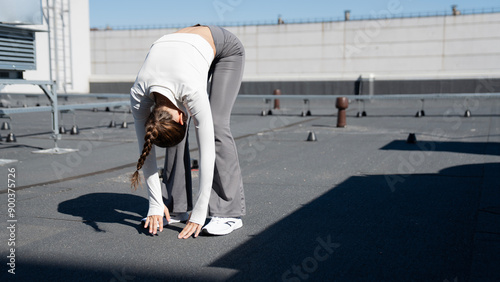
[130,106,187,190]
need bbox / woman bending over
[130,25,246,239]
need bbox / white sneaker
[141,217,168,229]
[141,212,189,229]
[202,217,243,235]
[169,212,189,224]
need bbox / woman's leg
[162,127,193,213]
[208,48,246,218]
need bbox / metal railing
[90,7,500,31]
[0,91,499,153]
[2,91,499,117]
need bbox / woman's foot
[169,212,190,224]
[202,217,243,235]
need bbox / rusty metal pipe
[336,97,349,127]
[273,89,281,110]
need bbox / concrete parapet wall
[90,12,500,94]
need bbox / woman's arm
[130,94,166,233]
[178,90,216,238]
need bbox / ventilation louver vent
[0,25,36,71]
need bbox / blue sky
[89,0,499,28]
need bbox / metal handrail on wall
[90,6,500,31]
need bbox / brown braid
[130,120,158,190]
[130,106,187,191]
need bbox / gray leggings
[163,26,246,218]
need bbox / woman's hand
[144,205,171,235]
[178,221,202,239]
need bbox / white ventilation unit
[0,24,37,74]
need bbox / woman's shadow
[57,192,178,236]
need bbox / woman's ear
[178,111,184,125]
